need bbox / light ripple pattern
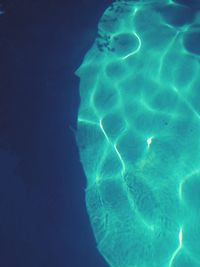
[75,0,200,266]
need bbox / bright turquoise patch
[76,1,200,266]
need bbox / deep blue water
[1,1,200,267]
[0,1,112,266]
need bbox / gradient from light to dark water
[0,1,112,267]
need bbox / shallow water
[76,1,200,266]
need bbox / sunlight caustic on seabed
[76,0,200,266]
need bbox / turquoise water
[76,1,200,266]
